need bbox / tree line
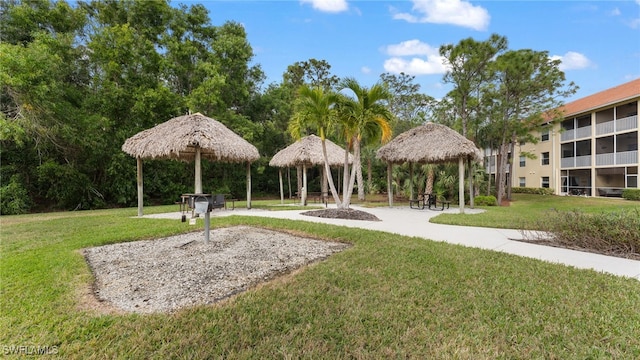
[0,0,575,214]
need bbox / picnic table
[409,193,450,211]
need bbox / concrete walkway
[145,205,640,281]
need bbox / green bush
[622,188,640,201]
[512,187,554,195]
[529,209,640,257]
[0,175,32,215]
[475,195,497,206]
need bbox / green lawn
[1,196,640,358]
[432,193,640,229]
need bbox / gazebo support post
[468,158,474,208]
[195,147,202,194]
[387,162,393,207]
[302,163,308,206]
[279,168,284,204]
[409,162,414,200]
[459,157,465,214]
[136,157,143,217]
[246,162,252,209]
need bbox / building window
[541,152,550,165]
[541,177,550,188]
[519,177,526,187]
[541,128,550,142]
[519,155,526,167]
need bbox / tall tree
[380,72,434,133]
[288,85,343,207]
[337,77,393,204]
[484,49,576,205]
[283,59,339,91]
[440,34,508,207]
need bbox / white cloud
[383,39,448,75]
[300,0,348,13]
[361,66,371,74]
[391,0,490,31]
[610,7,621,16]
[385,39,439,57]
[550,51,593,71]
[383,57,448,75]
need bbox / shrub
[475,195,497,206]
[512,187,554,195]
[622,189,640,201]
[526,209,640,258]
[0,175,32,215]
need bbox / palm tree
[337,78,393,206]
[288,85,343,207]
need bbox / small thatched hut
[269,135,352,205]
[122,112,260,216]
[376,122,482,213]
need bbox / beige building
[487,78,639,197]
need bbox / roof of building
[562,78,640,117]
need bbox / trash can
[194,196,210,214]
[189,194,212,242]
[189,194,212,214]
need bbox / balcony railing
[561,155,592,168]
[595,115,638,136]
[561,129,575,142]
[596,153,615,166]
[595,151,638,166]
[618,115,638,132]
[576,126,592,139]
[617,150,638,165]
[576,155,591,167]
[596,121,614,135]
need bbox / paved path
[146,205,640,281]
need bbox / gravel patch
[83,226,349,314]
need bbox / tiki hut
[376,122,482,213]
[269,135,352,205]
[122,112,260,216]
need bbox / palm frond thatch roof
[122,113,259,163]
[376,122,482,164]
[269,134,352,168]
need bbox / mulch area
[301,208,381,221]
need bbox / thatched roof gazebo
[376,122,482,213]
[122,112,260,216]
[269,135,352,205]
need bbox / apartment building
[487,78,639,197]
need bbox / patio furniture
[409,193,437,210]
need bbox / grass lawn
[431,193,640,229]
[1,196,640,358]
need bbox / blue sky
[188,0,640,102]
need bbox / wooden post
[279,168,284,205]
[409,162,414,200]
[302,163,308,206]
[137,157,143,217]
[246,162,252,209]
[459,157,465,214]
[387,162,393,207]
[195,147,202,194]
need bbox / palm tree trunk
[322,141,342,207]
[341,144,351,209]
[367,157,372,194]
[345,138,360,208]
[356,145,365,200]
